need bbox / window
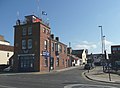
[55,43,58,51]
[28,26,32,35]
[28,39,32,49]
[56,58,59,66]
[43,28,46,33]
[52,42,54,52]
[20,56,34,68]
[22,40,26,49]
[62,59,64,65]
[58,44,62,53]
[44,58,48,67]
[113,47,117,51]
[22,27,26,36]
[59,45,62,53]
[64,46,66,53]
[44,40,48,50]
[7,53,9,57]
[47,30,49,34]
[118,47,120,50]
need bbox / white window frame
[22,27,26,36]
[28,39,32,49]
[28,26,32,35]
[22,40,26,49]
[44,40,47,50]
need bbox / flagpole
[17,11,19,19]
[37,0,40,18]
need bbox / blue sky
[1,0,120,54]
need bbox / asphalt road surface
[0,67,119,88]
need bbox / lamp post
[98,26,105,72]
[98,26,104,54]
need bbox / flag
[42,11,47,15]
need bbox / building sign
[42,51,50,58]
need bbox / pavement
[84,66,120,84]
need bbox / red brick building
[11,15,67,72]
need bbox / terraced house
[10,15,68,72]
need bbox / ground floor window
[19,56,34,68]
[44,57,48,67]
[62,59,64,65]
[56,58,59,66]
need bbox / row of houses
[0,15,88,72]
[86,45,120,67]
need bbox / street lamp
[98,26,105,72]
[98,26,104,54]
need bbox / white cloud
[73,41,97,50]
[72,40,113,54]
[82,41,89,44]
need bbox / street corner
[82,69,120,84]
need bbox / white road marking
[64,84,117,88]
[0,85,17,88]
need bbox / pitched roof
[0,44,14,52]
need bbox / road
[0,67,119,88]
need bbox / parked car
[3,66,11,72]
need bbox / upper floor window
[28,26,32,35]
[55,43,58,51]
[28,39,32,49]
[46,29,50,35]
[7,53,9,57]
[47,30,49,34]
[46,29,48,34]
[64,46,66,53]
[112,47,117,51]
[43,28,46,33]
[59,45,62,53]
[22,27,26,36]
[44,40,48,50]
[22,40,26,49]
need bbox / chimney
[56,37,59,41]
[50,34,54,39]
[0,35,4,41]
[16,19,20,25]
